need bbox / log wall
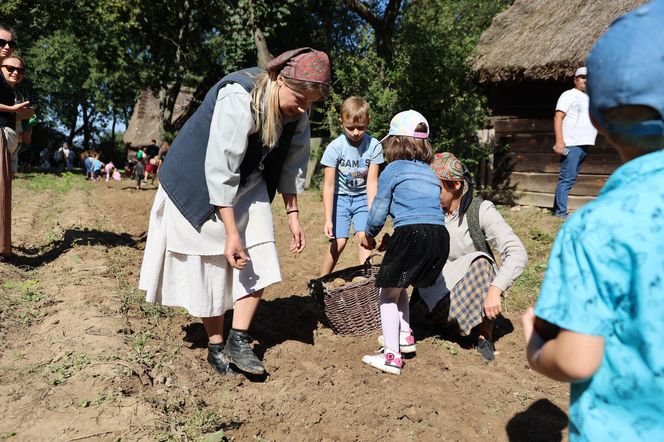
[489,117,622,210]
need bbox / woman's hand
[224,233,249,270]
[288,214,306,255]
[11,101,31,112]
[483,285,503,320]
[323,220,334,239]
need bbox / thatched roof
[123,88,193,147]
[474,0,648,83]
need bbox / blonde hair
[383,123,434,163]
[251,71,329,147]
[340,96,369,124]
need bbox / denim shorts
[332,193,368,239]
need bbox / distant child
[104,161,114,181]
[319,96,384,275]
[104,161,121,182]
[90,153,103,181]
[360,110,449,375]
[83,150,94,180]
[522,2,664,440]
[134,153,145,190]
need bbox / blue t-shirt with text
[320,134,383,196]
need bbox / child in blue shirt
[319,96,384,275]
[360,110,449,375]
[522,3,664,440]
[90,153,104,181]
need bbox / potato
[332,278,347,288]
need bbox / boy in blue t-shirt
[319,96,384,275]
[522,2,664,440]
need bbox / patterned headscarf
[264,47,331,85]
[430,152,467,182]
[431,152,474,214]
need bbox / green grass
[495,205,564,313]
[13,172,90,194]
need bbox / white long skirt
[138,177,282,318]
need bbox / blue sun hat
[587,0,664,137]
[380,110,429,143]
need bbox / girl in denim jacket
[360,110,449,374]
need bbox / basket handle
[363,253,383,266]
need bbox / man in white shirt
[552,67,597,218]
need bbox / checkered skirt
[433,256,495,336]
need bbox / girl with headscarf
[139,48,330,376]
[418,152,528,361]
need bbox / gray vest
[159,67,299,230]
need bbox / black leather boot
[223,329,265,374]
[207,343,235,375]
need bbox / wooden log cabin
[473,0,647,210]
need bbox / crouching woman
[418,152,528,361]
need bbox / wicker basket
[308,256,382,336]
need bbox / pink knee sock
[397,288,411,334]
[380,287,406,353]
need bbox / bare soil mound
[0,176,568,441]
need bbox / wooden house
[473,0,647,209]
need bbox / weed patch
[47,351,90,386]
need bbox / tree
[344,0,403,66]
[2,0,145,148]
[133,0,295,134]
[392,0,511,165]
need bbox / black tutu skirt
[375,224,449,288]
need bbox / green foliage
[2,0,511,171]
[2,0,144,147]
[1,0,296,146]
[317,0,511,172]
[325,30,398,138]
[390,0,512,168]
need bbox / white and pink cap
[380,110,429,143]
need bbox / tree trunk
[254,27,272,66]
[160,0,192,135]
[81,102,91,151]
[344,0,402,66]
[106,111,116,162]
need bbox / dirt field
[0,173,569,441]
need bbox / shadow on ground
[181,294,320,351]
[410,299,515,349]
[506,398,568,442]
[12,228,144,268]
[181,294,320,382]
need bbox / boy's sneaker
[362,350,403,375]
[377,333,416,354]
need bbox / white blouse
[163,83,311,255]
[419,200,528,311]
